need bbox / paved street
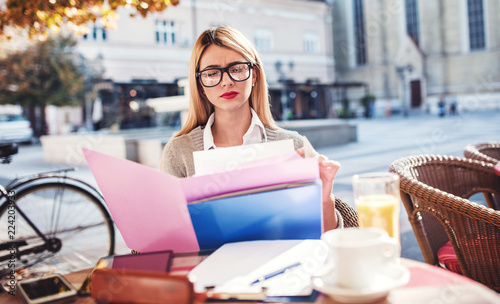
[323,110,500,261]
[1,110,499,262]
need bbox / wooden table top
[1,257,499,304]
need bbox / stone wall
[40,120,357,167]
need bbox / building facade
[332,0,500,116]
[77,0,335,130]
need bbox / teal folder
[187,181,322,250]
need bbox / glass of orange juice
[352,172,401,243]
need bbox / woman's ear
[252,65,259,86]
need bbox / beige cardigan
[160,125,304,177]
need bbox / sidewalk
[2,110,499,260]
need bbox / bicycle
[0,142,115,287]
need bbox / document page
[193,139,295,175]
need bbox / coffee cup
[320,227,400,290]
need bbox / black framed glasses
[196,62,253,88]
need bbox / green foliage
[0,34,85,107]
[360,93,376,106]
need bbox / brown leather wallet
[90,268,206,304]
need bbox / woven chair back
[464,142,500,164]
[390,155,500,292]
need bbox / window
[303,32,320,54]
[83,24,107,42]
[353,0,367,65]
[156,20,176,46]
[405,0,420,45]
[467,0,485,50]
[254,29,273,52]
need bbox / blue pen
[250,262,302,285]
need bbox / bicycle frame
[3,167,106,208]
[0,189,50,263]
[5,167,77,191]
[0,168,108,264]
[0,184,31,254]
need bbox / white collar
[203,108,267,150]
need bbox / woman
[160,26,345,231]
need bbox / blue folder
[187,181,322,250]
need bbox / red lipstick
[221,91,238,99]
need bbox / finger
[318,154,328,162]
[296,147,305,157]
[319,161,341,177]
[320,160,341,168]
[317,155,340,167]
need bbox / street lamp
[396,64,413,117]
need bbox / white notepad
[188,240,328,297]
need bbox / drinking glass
[352,172,401,242]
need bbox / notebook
[189,240,328,300]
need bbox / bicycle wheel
[0,181,115,275]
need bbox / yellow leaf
[50,25,60,33]
[64,7,73,17]
[36,11,47,20]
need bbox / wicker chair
[389,155,500,292]
[464,142,500,164]
[335,197,359,228]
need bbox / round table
[1,257,498,304]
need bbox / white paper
[193,139,295,175]
[302,136,318,158]
[188,240,329,296]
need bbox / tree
[0,34,86,136]
[0,0,180,39]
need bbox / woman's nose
[220,71,234,87]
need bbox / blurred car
[0,114,34,144]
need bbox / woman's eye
[206,71,219,77]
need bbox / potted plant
[360,94,376,118]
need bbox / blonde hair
[175,26,277,137]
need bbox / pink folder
[181,152,319,202]
[83,148,319,253]
[83,148,199,253]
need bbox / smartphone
[112,250,173,272]
[17,274,78,304]
[78,250,173,296]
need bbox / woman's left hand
[317,154,341,203]
[296,148,340,203]
[297,147,341,231]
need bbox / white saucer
[312,263,410,303]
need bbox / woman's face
[198,44,256,114]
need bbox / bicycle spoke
[50,185,65,237]
[56,221,108,235]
